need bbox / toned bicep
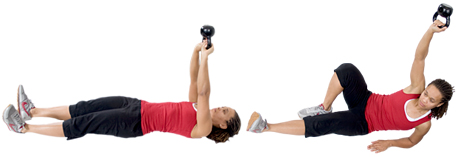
[405,59,426,94]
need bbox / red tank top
[141,100,197,138]
[365,90,431,133]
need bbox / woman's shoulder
[415,120,432,130]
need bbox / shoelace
[12,112,24,125]
[27,99,34,109]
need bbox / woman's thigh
[69,96,140,118]
[334,63,372,110]
[63,101,143,140]
[303,110,368,137]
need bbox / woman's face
[419,85,444,110]
[210,106,235,129]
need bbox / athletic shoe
[17,85,35,121]
[3,104,26,133]
[297,104,332,118]
[247,112,268,133]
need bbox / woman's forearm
[414,28,434,61]
[190,50,200,83]
[389,138,416,149]
[197,55,210,96]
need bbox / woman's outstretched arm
[367,121,431,153]
[191,41,214,138]
[404,20,447,94]
[189,43,202,103]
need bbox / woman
[247,20,454,153]
[3,40,241,143]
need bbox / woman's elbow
[198,89,210,97]
[198,84,211,96]
[407,138,420,148]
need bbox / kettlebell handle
[433,12,451,28]
[202,37,212,50]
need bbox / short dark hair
[206,110,241,143]
[428,79,454,120]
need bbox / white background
[1,0,456,156]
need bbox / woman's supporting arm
[367,121,431,153]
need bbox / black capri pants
[303,63,372,137]
[62,96,143,140]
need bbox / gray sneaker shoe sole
[247,112,268,133]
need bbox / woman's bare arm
[368,121,431,153]
[191,41,214,138]
[404,20,447,94]
[189,43,202,103]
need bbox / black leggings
[303,63,372,137]
[62,96,143,140]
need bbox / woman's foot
[247,112,268,133]
[3,104,26,133]
[17,85,35,121]
[297,104,332,118]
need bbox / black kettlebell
[433,3,453,28]
[200,25,215,49]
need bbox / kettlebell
[200,25,215,49]
[433,3,453,28]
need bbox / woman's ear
[219,123,227,129]
[437,102,444,108]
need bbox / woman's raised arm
[189,43,202,103]
[404,20,447,94]
[191,41,214,138]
